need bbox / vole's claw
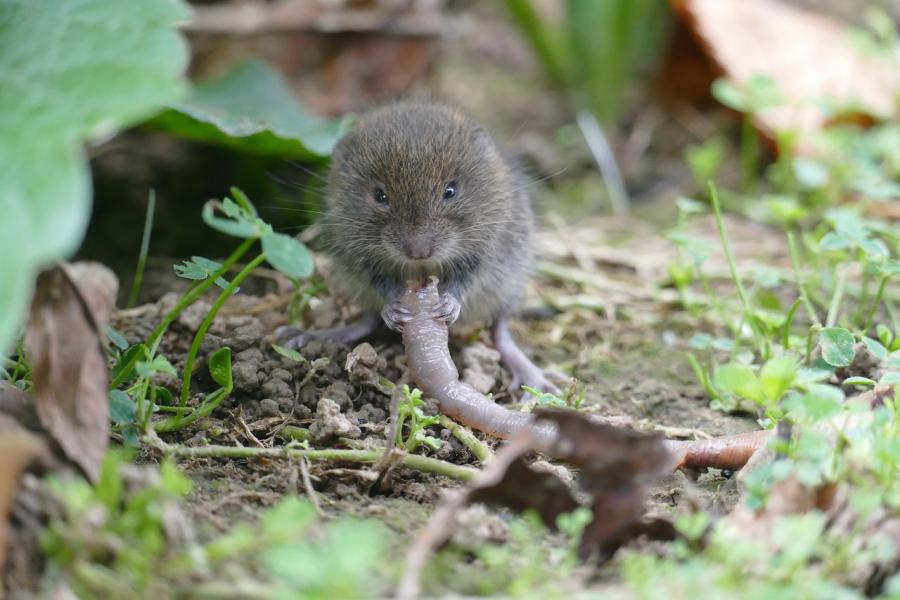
[275,315,379,348]
[382,300,412,333]
[275,325,310,349]
[431,292,461,325]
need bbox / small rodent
[279,100,561,392]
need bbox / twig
[149,437,478,482]
[236,409,266,448]
[299,456,324,516]
[576,110,629,215]
[439,415,494,463]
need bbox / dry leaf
[24,263,118,482]
[0,429,48,573]
[0,382,42,434]
[535,409,675,559]
[675,0,900,154]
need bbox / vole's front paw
[382,299,412,333]
[274,325,310,349]
[431,292,461,325]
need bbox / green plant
[42,453,390,598]
[106,188,313,436]
[711,75,783,192]
[426,508,591,598]
[205,497,388,599]
[505,0,669,123]
[396,385,442,453]
[41,450,193,596]
[0,0,189,359]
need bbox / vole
[278,101,561,393]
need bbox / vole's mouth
[398,259,443,280]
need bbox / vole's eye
[443,182,458,201]
[373,188,389,205]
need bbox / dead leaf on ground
[0,429,48,573]
[535,409,676,558]
[398,411,675,599]
[674,0,899,155]
[24,263,118,482]
[0,382,42,434]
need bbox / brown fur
[321,101,534,327]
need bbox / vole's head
[324,102,514,278]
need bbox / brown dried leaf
[0,382,42,433]
[468,453,579,528]
[0,430,48,572]
[675,0,900,153]
[535,409,674,559]
[398,413,676,598]
[24,263,118,482]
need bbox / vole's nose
[404,234,435,260]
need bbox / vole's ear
[469,127,492,149]
[331,128,357,163]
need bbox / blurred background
[80,0,900,301]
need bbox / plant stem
[576,110,630,215]
[708,182,763,350]
[864,275,889,333]
[740,116,758,192]
[127,190,157,308]
[825,266,847,328]
[787,231,820,326]
[781,298,802,350]
[439,415,494,462]
[178,253,266,414]
[146,238,255,349]
[155,441,478,482]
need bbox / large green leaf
[151,60,351,159]
[0,0,190,355]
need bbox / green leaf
[202,198,263,239]
[262,497,317,541]
[785,385,843,421]
[863,336,889,360]
[96,451,126,511]
[174,258,215,280]
[711,78,747,111]
[0,0,189,355]
[208,347,233,389]
[792,158,828,189]
[819,328,856,367]
[150,60,350,159]
[109,390,136,425]
[843,376,876,386]
[879,372,900,385]
[759,355,797,402]
[106,327,129,351]
[111,344,147,384]
[819,232,853,251]
[876,324,893,348]
[272,344,306,364]
[713,363,764,404]
[262,232,315,279]
[860,237,889,260]
[137,355,177,378]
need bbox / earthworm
[400,277,769,470]
[400,278,559,453]
[664,430,772,471]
